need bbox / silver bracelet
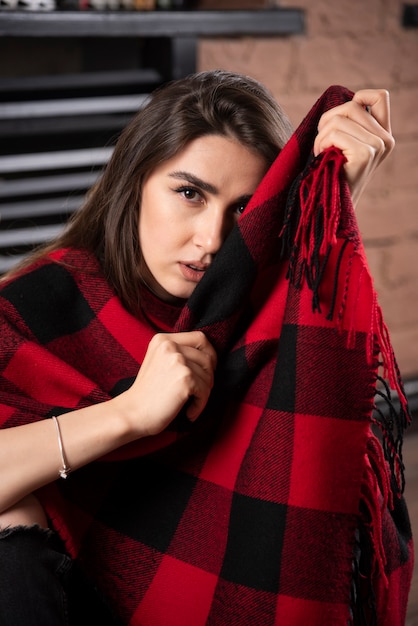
[52,415,71,479]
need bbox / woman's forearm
[0,398,132,514]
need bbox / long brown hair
[5,70,293,314]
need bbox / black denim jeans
[0,525,119,626]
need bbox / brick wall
[198,0,418,380]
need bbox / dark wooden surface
[0,9,305,37]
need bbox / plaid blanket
[0,86,413,625]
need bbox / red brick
[391,88,418,137]
[398,33,418,86]
[388,327,418,379]
[357,189,417,241]
[390,140,418,192]
[296,36,398,92]
[199,37,297,95]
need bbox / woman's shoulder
[0,247,101,291]
[0,247,113,344]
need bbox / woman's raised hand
[314,88,395,206]
[116,331,217,438]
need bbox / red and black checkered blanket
[0,86,413,625]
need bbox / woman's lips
[179,262,208,283]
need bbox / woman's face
[138,134,268,303]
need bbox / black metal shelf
[0,9,304,37]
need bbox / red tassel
[361,435,391,589]
[374,301,410,418]
[294,148,345,270]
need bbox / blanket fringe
[280,145,412,623]
[280,145,411,499]
[349,435,393,626]
[370,290,411,497]
[281,147,347,314]
[370,286,411,498]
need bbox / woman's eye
[177,187,201,202]
[235,201,248,216]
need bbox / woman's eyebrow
[168,171,218,195]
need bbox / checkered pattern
[0,86,413,625]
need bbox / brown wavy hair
[5,70,293,314]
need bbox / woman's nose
[194,208,231,255]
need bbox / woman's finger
[164,330,217,369]
[316,90,394,159]
[352,88,391,133]
[314,114,386,160]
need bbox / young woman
[0,71,411,625]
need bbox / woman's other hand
[114,330,217,438]
[314,88,395,207]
